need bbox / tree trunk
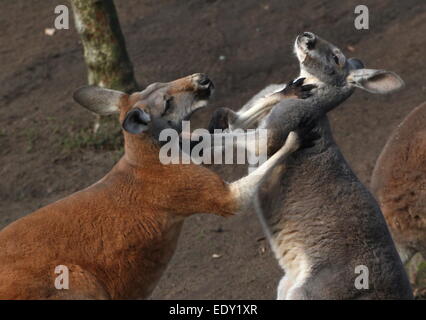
[70,0,139,132]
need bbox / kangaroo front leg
[232,94,283,130]
[182,130,268,165]
[207,94,287,133]
[230,79,317,130]
[229,131,302,212]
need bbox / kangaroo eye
[332,54,340,65]
[162,97,173,115]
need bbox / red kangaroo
[0,74,308,299]
[371,102,426,268]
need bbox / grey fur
[239,84,286,113]
[232,32,412,299]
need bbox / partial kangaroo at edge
[371,102,426,267]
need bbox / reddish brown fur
[371,102,426,259]
[0,76,238,300]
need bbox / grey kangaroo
[211,32,412,299]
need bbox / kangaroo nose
[194,74,214,99]
[196,74,214,92]
[197,74,211,86]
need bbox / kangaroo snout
[193,73,214,99]
[196,73,212,86]
[193,73,214,89]
[166,73,213,97]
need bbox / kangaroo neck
[123,131,162,168]
[300,115,337,157]
[311,84,355,114]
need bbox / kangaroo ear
[347,69,404,94]
[122,108,151,134]
[73,86,127,115]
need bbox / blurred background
[0,0,425,299]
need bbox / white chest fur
[270,233,312,300]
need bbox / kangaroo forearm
[229,131,300,213]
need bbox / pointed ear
[122,108,151,134]
[73,86,127,115]
[347,69,404,94]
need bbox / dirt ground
[1,0,425,299]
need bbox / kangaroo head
[295,32,404,95]
[73,73,214,138]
